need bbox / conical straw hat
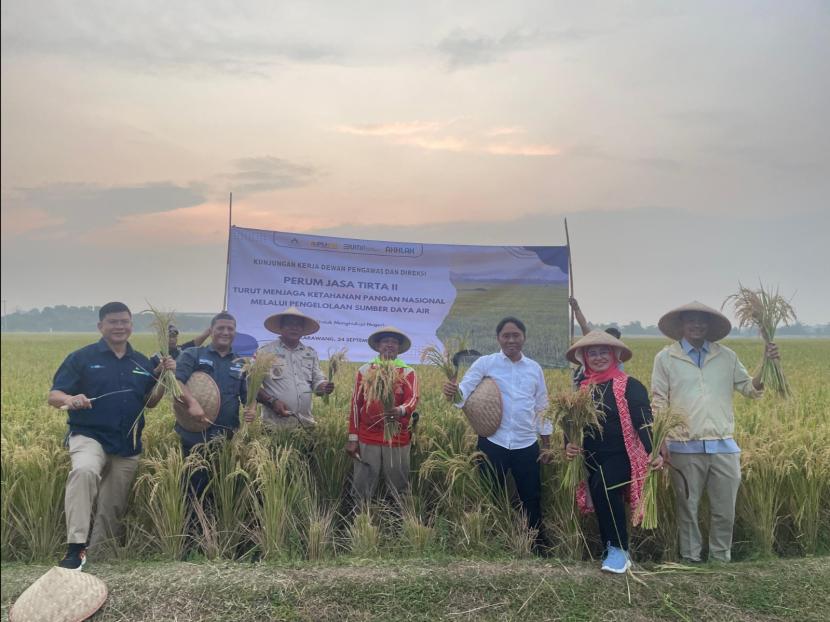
[367,326,412,354]
[658,301,732,342]
[566,330,633,365]
[263,306,321,336]
[174,371,221,433]
[462,377,503,437]
[10,567,108,622]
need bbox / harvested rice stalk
[239,350,278,408]
[723,282,796,397]
[637,407,687,529]
[323,347,348,404]
[362,359,401,446]
[146,303,182,401]
[420,336,467,402]
[547,386,605,492]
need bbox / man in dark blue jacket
[49,301,174,570]
[174,311,255,502]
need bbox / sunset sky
[2,1,828,325]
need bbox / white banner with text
[226,227,570,367]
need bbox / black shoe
[58,543,87,570]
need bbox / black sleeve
[179,339,197,349]
[626,378,653,454]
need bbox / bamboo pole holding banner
[564,218,574,342]
[222,192,233,311]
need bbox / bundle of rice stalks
[419,336,467,402]
[145,303,184,401]
[239,350,278,408]
[322,347,348,404]
[547,386,605,492]
[362,359,401,445]
[723,283,796,397]
[638,408,687,529]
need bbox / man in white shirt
[443,317,553,553]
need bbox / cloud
[1,182,207,238]
[485,144,561,157]
[437,27,589,69]
[1,155,319,239]
[485,126,526,137]
[226,157,319,193]
[0,2,339,74]
[335,121,449,137]
[337,118,559,157]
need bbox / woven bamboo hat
[173,371,221,433]
[367,326,412,354]
[462,377,503,437]
[10,567,108,622]
[658,301,732,342]
[566,330,633,365]
[263,307,321,336]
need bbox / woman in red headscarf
[564,331,663,573]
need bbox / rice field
[1,334,828,563]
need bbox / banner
[226,227,570,367]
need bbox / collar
[206,344,236,359]
[96,338,133,356]
[680,338,710,355]
[278,338,305,351]
[370,356,409,368]
[498,350,524,363]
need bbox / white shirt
[457,351,552,450]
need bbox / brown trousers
[670,452,741,562]
[351,442,410,504]
[65,434,139,551]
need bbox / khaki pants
[351,442,410,504]
[669,452,741,562]
[65,434,139,551]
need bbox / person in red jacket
[345,326,419,504]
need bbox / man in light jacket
[651,301,780,563]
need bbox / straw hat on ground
[10,567,107,622]
[367,326,412,354]
[462,377,503,437]
[263,307,320,336]
[566,330,633,366]
[658,301,732,342]
[173,371,221,433]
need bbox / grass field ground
[2,557,828,621]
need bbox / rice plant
[134,447,199,560]
[349,506,381,557]
[1,333,828,563]
[723,283,796,397]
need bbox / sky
[2,1,828,326]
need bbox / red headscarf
[579,347,626,387]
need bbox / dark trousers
[477,437,542,531]
[182,441,212,503]
[586,451,631,550]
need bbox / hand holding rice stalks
[362,359,401,445]
[637,408,687,529]
[239,350,279,408]
[146,303,183,401]
[420,336,468,402]
[723,282,795,397]
[323,347,348,404]
[547,386,605,492]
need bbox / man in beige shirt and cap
[255,307,334,428]
[651,301,779,563]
